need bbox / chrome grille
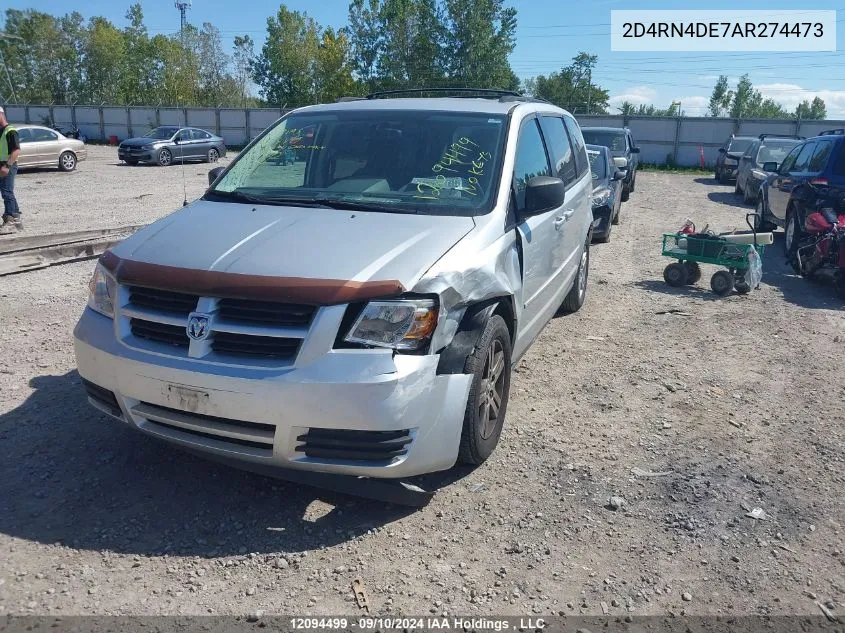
[130,318,190,348]
[218,298,315,327]
[119,285,315,366]
[128,286,198,316]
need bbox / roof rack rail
[819,128,845,136]
[498,94,554,105]
[365,88,522,100]
[335,96,367,102]
[758,133,804,140]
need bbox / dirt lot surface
[11,145,236,236]
[1,167,844,619]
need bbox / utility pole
[0,31,22,104]
[174,1,192,46]
[586,66,592,115]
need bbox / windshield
[581,130,626,152]
[727,138,754,153]
[757,140,801,165]
[144,127,179,140]
[209,110,507,215]
[586,149,607,180]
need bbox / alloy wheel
[478,340,505,440]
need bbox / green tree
[795,96,826,120]
[708,75,731,117]
[529,52,608,113]
[84,17,126,104]
[232,35,256,107]
[443,0,516,89]
[314,28,358,102]
[347,0,383,91]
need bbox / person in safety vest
[0,106,22,235]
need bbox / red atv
[787,196,845,298]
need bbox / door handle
[554,216,566,229]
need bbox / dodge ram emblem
[186,313,211,341]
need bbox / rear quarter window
[833,141,845,177]
[809,140,834,173]
[562,115,589,178]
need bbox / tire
[611,202,620,225]
[207,148,220,163]
[158,148,173,167]
[735,279,751,294]
[597,224,612,243]
[754,198,775,232]
[458,314,512,466]
[784,209,802,258]
[735,180,742,195]
[621,185,630,202]
[58,151,77,172]
[743,183,755,205]
[710,270,734,296]
[560,243,589,313]
[683,261,702,284]
[719,170,730,185]
[663,262,688,287]
[630,170,636,192]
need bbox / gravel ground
[12,145,236,236]
[0,169,844,619]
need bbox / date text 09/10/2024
[289,617,548,631]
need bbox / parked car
[74,91,595,488]
[585,144,624,243]
[581,126,640,201]
[14,124,87,171]
[715,134,756,184]
[755,130,845,247]
[118,126,226,166]
[735,134,803,204]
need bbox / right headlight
[344,299,438,350]
[87,263,116,319]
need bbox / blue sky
[5,0,845,116]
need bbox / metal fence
[4,103,845,168]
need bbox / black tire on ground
[743,183,756,205]
[158,148,173,167]
[735,271,751,294]
[58,151,77,172]
[683,261,702,284]
[457,314,512,465]
[621,185,630,202]
[207,148,220,163]
[711,270,735,296]
[735,180,742,195]
[785,211,805,274]
[719,170,730,185]
[754,198,776,232]
[611,203,620,225]
[560,243,590,313]
[630,171,636,192]
[597,224,612,243]
[663,262,688,287]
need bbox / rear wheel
[58,151,77,172]
[784,210,803,268]
[207,148,220,163]
[560,243,589,312]
[683,261,701,284]
[458,315,512,465]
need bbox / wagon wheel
[663,262,688,287]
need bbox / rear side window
[833,141,845,177]
[192,129,212,140]
[513,119,552,212]
[538,117,576,187]
[30,128,58,142]
[562,115,588,178]
[809,140,834,173]
[791,142,816,172]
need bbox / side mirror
[613,169,626,181]
[613,156,628,169]
[763,162,779,173]
[718,148,727,154]
[632,147,641,154]
[208,166,225,186]
[523,176,566,215]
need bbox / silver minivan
[74,92,593,484]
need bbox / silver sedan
[15,124,88,171]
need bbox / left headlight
[88,263,117,319]
[592,188,611,208]
[345,299,438,350]
[141,143,156,150]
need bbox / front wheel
[58,151,77,172]
[743,183,756,205]
[560,243,589,313]
[621,185,630,202]
[458,315,512,465]
[664,262,688,287]
[754,198,776,232]
[158,148,173,167]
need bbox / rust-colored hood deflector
[99,251,406,305]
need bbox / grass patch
[639,163,713,176]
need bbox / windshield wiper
[205,190,330,208]
[312,197,418,214]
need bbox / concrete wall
[5,104,844,167]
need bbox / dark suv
[580,127,640,201]
[756,130,845,245]
[735,134,803,204]
[715,134,756,184]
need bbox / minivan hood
[110,200,475,292]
